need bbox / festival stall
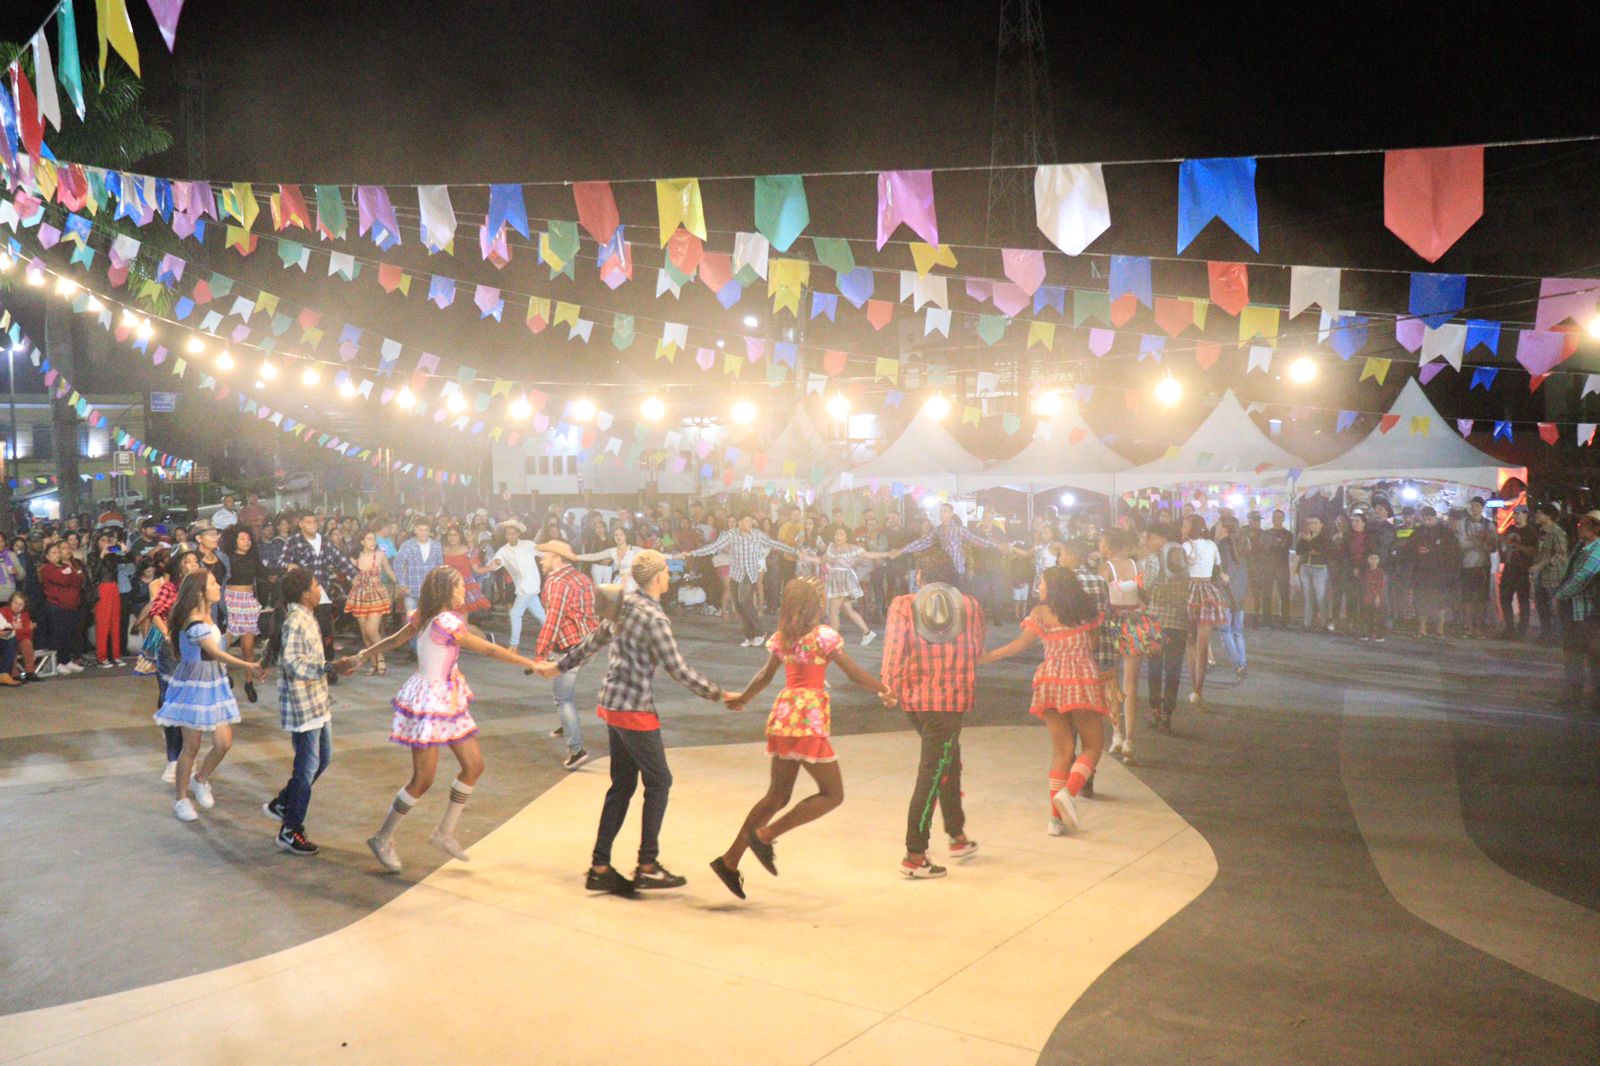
[704,408,841,497]
[964,402,1131,496]
[1115,389,1306,492]
[842,404,986,496]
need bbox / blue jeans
[553,667,583,754]
[1300,565,1329,627]
[1218,608,1247,669]
[593,725,671,868]
[274,723,333,832]
[508,592,546,650]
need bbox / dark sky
[4,1,1598,473]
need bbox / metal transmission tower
[985,0,1058,244]
[178,61,208,179]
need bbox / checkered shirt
[391,537,443,599]
[898,522,1006,577]
[555,592,722,714]
[1556,538,1600,621]
[1073,564,1119,675]
[879,591,986,713]
[536,563,598,660]
[686,529,796,584]
[277,603,332,732]
[281,534,359,591]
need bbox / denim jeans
[1147,629,1187,711]
[552,667,583,753]
[903,711,966,854]
[274,723,333,832]
[1300,565,1329,627]
[508,592,547,650]
[592,725,671,868]
[731,578,761,640]
[1218,608,1247,669]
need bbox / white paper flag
[569,319,594,343]
[924,307,951,337]
[1034,164,1111,256]
[655,271,682,299]
[1247,345,1274,374]
[732,232,770,280]
[1421,322,1467,370]
[31,32,61,131]
[1288,266,1341,318]
[417,185,457,249]
[913,274,948,311]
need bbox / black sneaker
[632,864,688,890]
[549,725,565,738]
[262,797,286,821]
[563,749,592,771]
[327,672,338,686]
[244,680,258,703]
[746,829,778,876]
[276,828,320,856]
[1080,777,1096,800]
[585,867,638,897]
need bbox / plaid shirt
[536,563,597,660]
[1074,564,1119,675]
[686,529,796,584]
[899,522,1006,577]
[555,591,722,721]
[1534,524,1570,591]
[1142,550,1190,632]
[281,534,359,591]
[1555,538,1600,621]
[149,578,180,622]
[277,603,332,732]
[879,590,985,713]
[392,537,443,599]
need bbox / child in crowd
[2,591,39,682]
[1358,553,1388,643]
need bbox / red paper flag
[1208,262,1249,316]
[297,309,322,332]
[1153,297,1194,336]
[1529,373,1551,393]
[698,252,733,294]
[277,185,311,230]
[1538,422,1559,445]
[823,349,847,376]
[378,263,405,292]
[1378,414,1401,435]
[1125,391,1143,413]
[574,182,620,243]
[1110,293,1138,327]
[1384,146,1483,263]
[1068,428,1088,444]
[11,66,43,160]
[866,300,894,331]
[1195,342,1221,370]
[191,279,213,304]
[666,229,704,276]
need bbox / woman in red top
[39,542,88,674]
[711,577,896,899]
[135,550,201,781]
[980,565,1112,836]
[2,591,35,683]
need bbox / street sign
[150,392,178,413]
[192,466,211,483]
[113,450,134,470]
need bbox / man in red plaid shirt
[535,542,600,771]
[881,552,983,880]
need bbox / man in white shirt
[212,495,239,531]
[491,519,545,650]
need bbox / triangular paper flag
[1034,163,1110,255]
[1176,157,1259,252]
[1384,145,1484,262]
[876,170,937,249]
[1288,266,1340,318]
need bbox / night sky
[3,2,1598,479]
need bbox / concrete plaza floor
[1,611,1596,1063]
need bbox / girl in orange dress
[711,576,896,899]
[980,565,1112,835]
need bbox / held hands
[330,656,361,677]
[244,661,269,682]
[878,687,899,708]
[529,659,561,679]
[722,690,748,711]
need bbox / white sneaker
[162,761,178,783]
[1108,732,1125,755]
[1047,817,1067,836]
[430,831,471,862]
[861,631,877,646]
[190,777,215,810]
[1052,789,1081,831]
[367,834,402,872]
[174,797,199,822]
[738,637,753,647]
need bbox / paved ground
[2,609,1597,1063]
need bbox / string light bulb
[742,315,759,329]
[732,399,758,425]
[396,386,416,409]
[54,277,79,296]
[25,267,45,287]
[1588,314,1600,340]
[186,337,205,354]
[338,380,357,398]
[572,398,596,422]
[84,296,104,313]
[1288,356,1318,384]
[641,395,666,422]
[446,392,467,414]
[923,394,951,420]
[1154,375,1182,407]
[215,350,234,371]
[1033,390,1063,417]
[136,319,155,341]
[301,366,320,386]
[826,394,850,421]
[260,360,279,380]
[509,396,533,420]
[0,253,13,272]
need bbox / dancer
[1182,514,1227,707]
[979,565,1112,835]
[489,519,547,650]
[441,527,493,619]
[678,515,801,647]
[263,568,359,855]
[282,511,360,665]
[533,550,729,897]
[359,567,544,871]
[345,530,397,674]
[1100,529,1156,766]
[568,522,642,593]
[816,526,894,646]
[87,530,124,668]
[1142,524,1190,735]
[881,553,984,879]
[530,541,601,769]
[153,571,267,822]
[222,527,266,701]
[710,577,896,899]
[141,549,202,781]
[892,502,1029,587]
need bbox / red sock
[1048,775,1068,815]
[1066,757,1096,797]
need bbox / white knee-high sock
[375,787,418,843]
[436,778,474,837]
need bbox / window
[31,425,53,460]
[77,426,90,458]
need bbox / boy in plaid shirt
[264,568,359,855]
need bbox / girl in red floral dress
[980,565,1111,835]
[711,576,896,899]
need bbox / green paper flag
[1073,290,1111,326]
[278,239,307,269]
[977,314,1008,346]
[57,0,87,119]
[732,264,761,287]
[753,174,809,253]
[812,237,855,276]
[314,185,348,239]
[548,220,579,262]
[612,313,636,350]
[663,257,693,288]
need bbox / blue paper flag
[837,267,874,308]
[1409,273,1467,329]
[1493,420,1513,441]
[173,297,195,321]
[1335,410,1358,432]
[715,281,743,309]
[1032,284,1066,316]
[884,390,904,408]
[810,292,838,321]
[65,214,93,242]
[1465,319,1501,355]
[1074,383,1096,403]
[1470,366,1499,391]
[1177,157,1260,253]
[1330,314,1369,361]
[773,342,798,368]
[1139,335,1166,360]
[428,275,456,309]
[1109,256,1153,307]
[486,184,531,240]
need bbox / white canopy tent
[1116,389,1306,492]
[964,402,1131,495]
[1298,378,1524,491]
[842,404,985,493]
[705,408,842,496]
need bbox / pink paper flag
[144,0,185,51]
[1002,249,1046,296]
[1384,146,1483,262]
[1088,328,1115,356]
[695,347,715,371]
[965,278,993,303]
[744,337,767,362]
[1535,277,1600,333]
[1457,419,1473,437]
[991,282,1029,317]
[1515,330,1569,377]
[1418,361,1448,385]
[876,170,938,249]
[1395,317,1426,353]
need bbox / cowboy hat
[500,518,528,533]
[535,539,577,563]
[912,582,967,644]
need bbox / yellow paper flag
[723,353,743,377]
[909,242,958,277]
[553,301,580,328]
[1360,357,1391,385]
[874,357,899,383]
[1410,415,1430,436]
[1238,305,1280,343]
[1164,444,1182,460]
[34,159,59,200]
[255,292,280,317]
[490,379,512,398]
[1027,320,1056,350]
[655,339,678,363]
[656,178,706,246]
[526,296,551,325]
[95,0,140,81]
[539,233,566,272]
[962,405,982,427]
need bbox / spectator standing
[1455,497,1498,638]
[1498,506,1539,640]
[1529,505,1570,644]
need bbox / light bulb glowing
[641,396,666,422]
[54,277,79,296]
[84,296,104,313]
[338,380,357,398]
[732,400,758,426]
[1033,390,1063,417]
[742,315,759,329]
[215,350,234,371]
[25,268,45,287]
[446,392,467,414]
[1059,492,1077,507]
[0,253,13,272]
[136,319,155,340]
[509,396,533,420]
[186,337,205,354]
[826,394,850,421]
[260,361,279,380]
[572,398,596,422]
[396,387,416,409]
[923,394,951,420]
[301,366,321,386]
[1587,314,1600,340]
[120,309,139,327]
[1288,356,1317,384]
[1401,486,1421,502]
[1154,375,1182,406]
